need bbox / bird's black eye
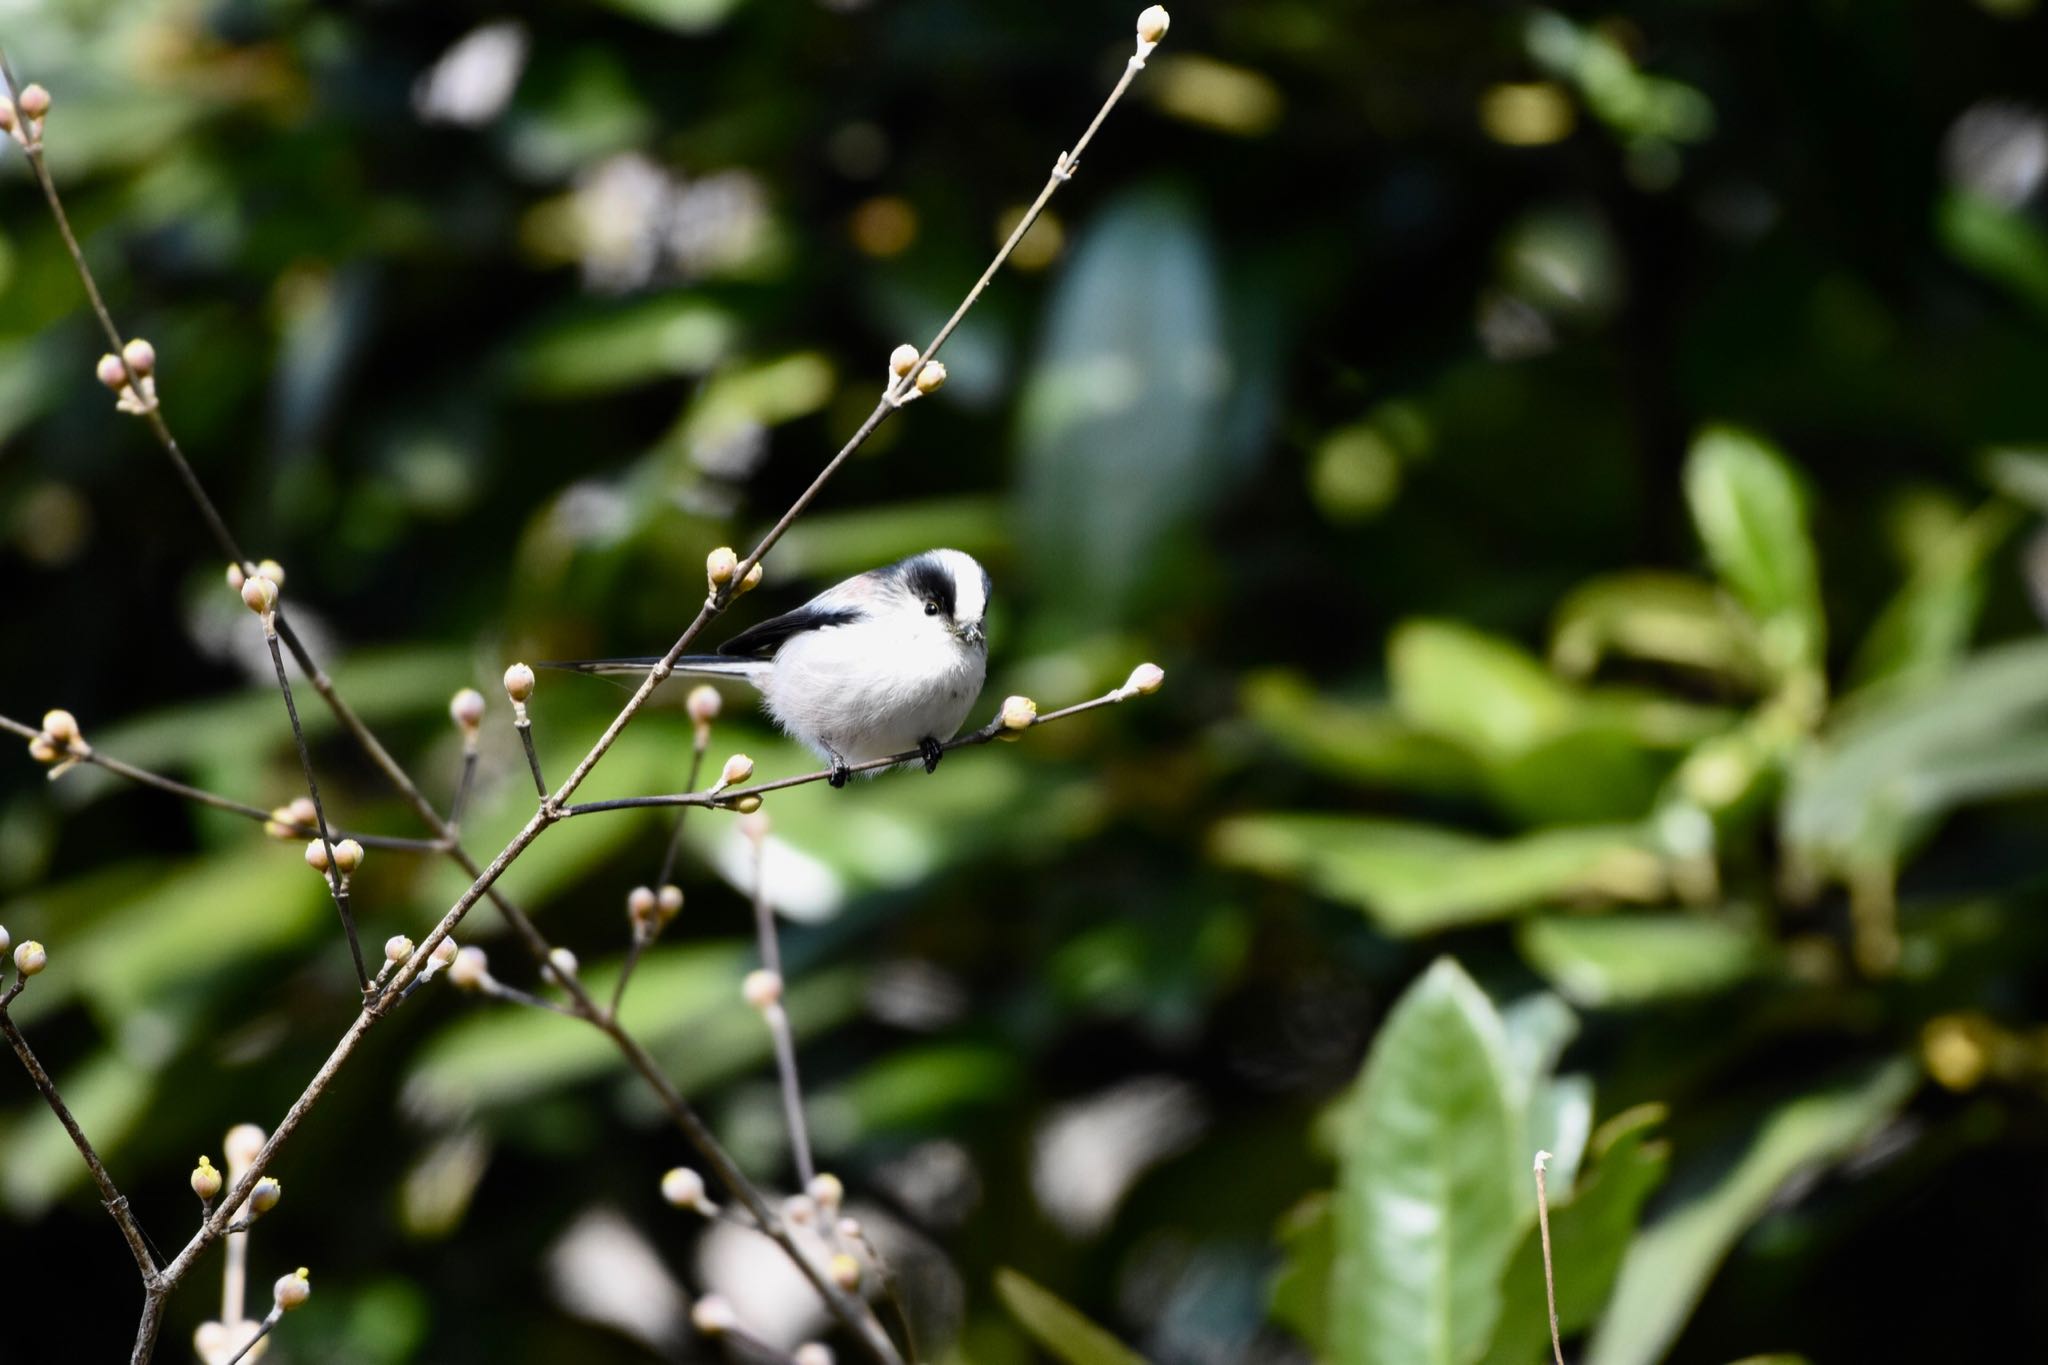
[924,599,939,616]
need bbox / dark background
[5,0,2048,1360]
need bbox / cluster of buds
[229,559,287,628]
[885,342,947,405]
[0,82,50,150]
[626,884,685,940]
[94,338,159,416]
[304,836,364,879]
[449,688,486,747]
[263,796,318,841]
[1113,661,1166,701]
[25,708,87,776]
[274,1267,312,1312]
[706,546,764,600]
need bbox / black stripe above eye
[898,554,956,617]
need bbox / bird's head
[895,548,990,649]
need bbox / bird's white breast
[761,616,985,766]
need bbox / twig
[219,1308,279,1365]
[1534,1151,1564,1365]
[657,734,710,888]
[449,747,479,831]
[0,997,161,1286]
[559,682,1150,817]
[261,630,368,989]
[749,826,816,1187]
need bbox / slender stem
[516,715,547,799]
[130,1290,166,1365]
[656,737,710,887]
[1534,1151,1564,1365]
[560,684,1139,816]
[0,1003,161,1285]
[480,977,579,1016]
[221,1308,281,1365]
[449,746,479,830]
[750,833,815,1187]
[263,630,368,988]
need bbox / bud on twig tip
[450,945,489,990]
[686,684,722,726]
[1000,695,1038,732]
[274,1268,311,1311]
[331,839,364,875]
[15,940,47,977]
[241,575,278,616]
[913,360,948,396]
[385,935,414,963]
[657,885,684,921]
[121,338,156,377]
[249,1175,283,1214]
[18,85,51,120]
[888,343,920,379]
[96,354,127,390]
[717,753,755,790]
[742,969,783,1010]
[661,1166,709,1212]
[1122,661,1165,697]
[503,663,536,704]
[190,1156,222,1201]
[706,546,739,590]
[1137,6,1171,45]
[450,688,486,732]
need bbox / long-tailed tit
[549,549,990,787]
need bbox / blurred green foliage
[6,0,2048,1362]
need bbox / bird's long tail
[539,656,768,686]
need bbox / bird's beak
[958,621,986,647]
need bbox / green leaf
[1683,427,1824,677]
[1270,1192,1336,1354]
[1517,914,1770,1007]
[1240,671,1484,797]
[1330,958,1527,1365]
[1389,621,1577,760]
[1940,190,2048,318]
[995,1267,1150,1365]
[1482,1105,1670,1365]
[1849,498,2019,693]
[1017,185,1234,619]
[0,1049,154,1216]
[1549,572,1765,687]
[1210,815,1660,935]
[1586,1060,1917,1365]
[509,294,736,397]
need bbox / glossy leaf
[1389,621,1576,759]
[1329,958,1527,1365]
[1849,499,2019,693]
[1683,427,1823,676]
[1586,1060,1917,1365]
[1517,914,1769,1007]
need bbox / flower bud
[249,1176,283,1214]
[732,794,763,814]
[657,885,684,921]
[795,1346,835,1365]
[430,937,459,966]
[1123,661,1165,696]
[706,546,739,588]
[330,838,364,875]
[742,969,783,1010]
[14,940,47,977]
[829,1253,862,1292]
[718,753,755,788]
[304,839,331,873]
[191,1156,222,1201]
[274,1267,311,1311]
[255,559,286,588]
[548,946,579,981]
[224,1124,266,1169]
[18,85,50,120]
[449,688,486,732]
[0,97,14,133]
[241,575,278,615]
[0,925,9,955]
[503,662,536,703]
[691,1295,738,1335]
[627,885,658,927]
[27,735,60,765]
[661,1166,708,1210]
[1000,695,1037,731]
[807,1172,844,1214]
[737,561,764,595]
[450,945,489,990]
[96,353,127,390]
[686,684,722,726]
[888,343,920,378]
[264,797,317,840]
[1137,5,1171,45]
[913,360,947,395]
[121,338,156,377]
[40,709,80,748]
[385,935,414,963]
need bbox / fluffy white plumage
[553,548,990,782]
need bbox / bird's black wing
[717,604,862,659]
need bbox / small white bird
[550,549,991,786]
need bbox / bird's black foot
[919,736,944,774]
[828,754,851,788]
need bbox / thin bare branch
[261,630,368,989]
[1534,1151,1565,1365]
